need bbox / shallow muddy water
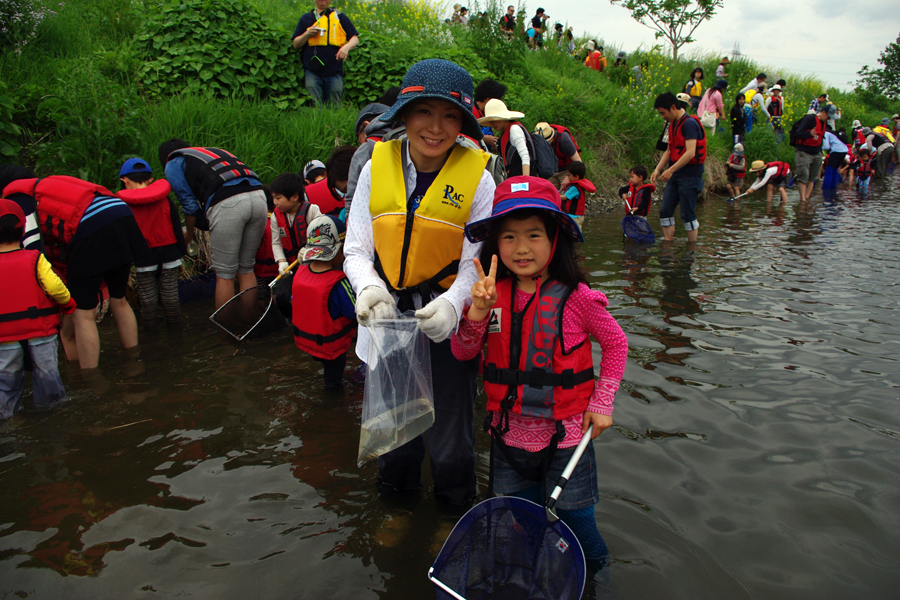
[2,173,899,599]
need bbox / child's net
[429,496,586,600]
[622,215,655,244]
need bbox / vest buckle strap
[484,364,594,389]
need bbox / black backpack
[788,118,805,147]
[528,131,557,179]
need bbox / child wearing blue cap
[117,157,186,330]
[451,176,628,563]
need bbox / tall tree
[609,0,723,60]
[856,32,900,101]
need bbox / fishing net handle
[546,423,594,514]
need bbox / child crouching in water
[451,176,628,563]
[291,215,357,389]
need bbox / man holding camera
[292,0,359,107]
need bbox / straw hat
[534,122,554,140]
[477,99,524,124]
[749,160,768,173]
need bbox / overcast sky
[450,1,899,91]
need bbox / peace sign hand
[468,255,498,321]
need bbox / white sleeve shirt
[508,124,531,166]
[344,143,497,361]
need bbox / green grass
[1,0,898,193]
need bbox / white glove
[356,286,397,326]
[278,260,290,275]
[415,298,458,343]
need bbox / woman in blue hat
[451,175,628,563]
[343,58,497,507]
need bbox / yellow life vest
[307,8,347,47]
[689,81,702,97]
[873,125,896,144]
[370,140,489,293]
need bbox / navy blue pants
[376,338,478,506]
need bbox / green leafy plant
[135,0,306,108]
[0,82,23,159]
[35,65,143,188]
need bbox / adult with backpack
[534,122,583,189]
[651,92,707,242]
[478,99,555,179]
[159,140,268,315]
[789,104,833,201]
[862,125,895,180]
[2,174,148,370]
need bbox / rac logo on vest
[442,184,464,209]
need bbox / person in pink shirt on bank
[697,79,728,134]
[451,176,628,564]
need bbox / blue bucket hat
[378,59,482,140]
[465,176,584,243]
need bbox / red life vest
[625,182,655,216]
[561,179,596,216]
[305,179,344,216]
[0,250,61,343]
[2,176,116,270]
[766,161,791,179]
[275,203,312,261]
[548,124,581,170]
[768,95,783,117]
[484,278,594,421]
[727,154,746,178]
[166,147,258,208]
[291,265,356,360]
[254,215,279,278]
[858,157,873,177]
[668,114,707,165]
[116,179,177,248]
[797,117,827,149]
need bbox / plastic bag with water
[357,314,434,467]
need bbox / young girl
[451,176,628,562]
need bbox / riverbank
[1,0,897,195]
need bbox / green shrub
[135,0,306,109]
[0,82,23,159]
[34,62,143,188]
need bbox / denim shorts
[659,175,703,230]
[491,437,599,511]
